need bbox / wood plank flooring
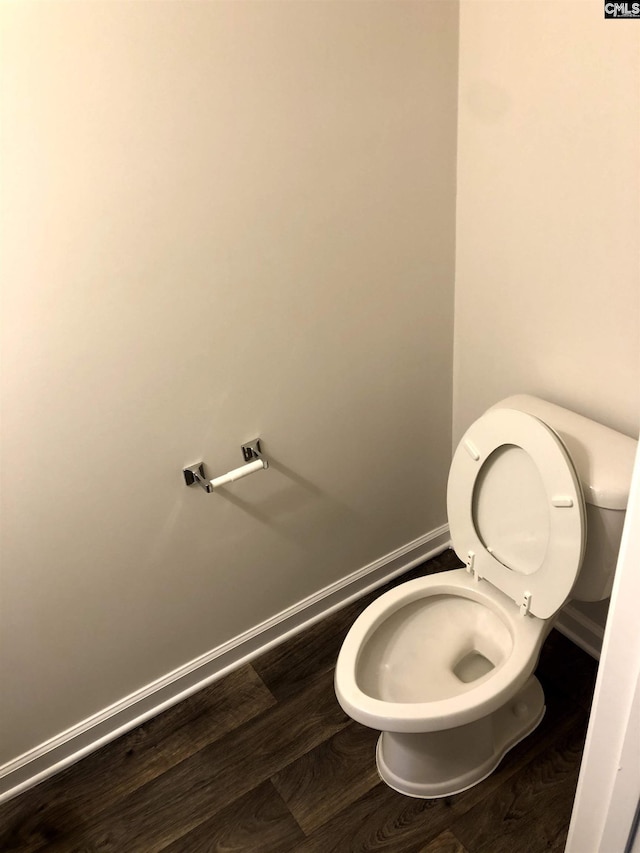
[0,549,598,852]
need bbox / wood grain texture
[161,780,305,853]
[42,669,347,852]
[419,830,470,853]
[289,780,458,853]
[0,550,597,853]
[271,721,380,832]
[0,664,276,853]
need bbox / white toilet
[334,395,637,799]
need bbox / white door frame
[566,444,640,852]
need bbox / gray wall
[454,0,640,442]
[0,2,459,764]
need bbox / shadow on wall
[209,456,363,548]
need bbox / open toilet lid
[447,408,586,619]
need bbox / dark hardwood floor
[0,549,598,852]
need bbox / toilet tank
[490,395,638,602]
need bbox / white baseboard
[555,603,604,661]
[0,525,450,805]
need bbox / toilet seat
[447,408,586,619]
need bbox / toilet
[334,395,637,799]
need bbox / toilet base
[376,675,545,799]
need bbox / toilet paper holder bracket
[184,439,268,493]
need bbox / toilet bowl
[335,395,637,798]
[336,569,550,797]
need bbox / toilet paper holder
[183,439,268,493]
